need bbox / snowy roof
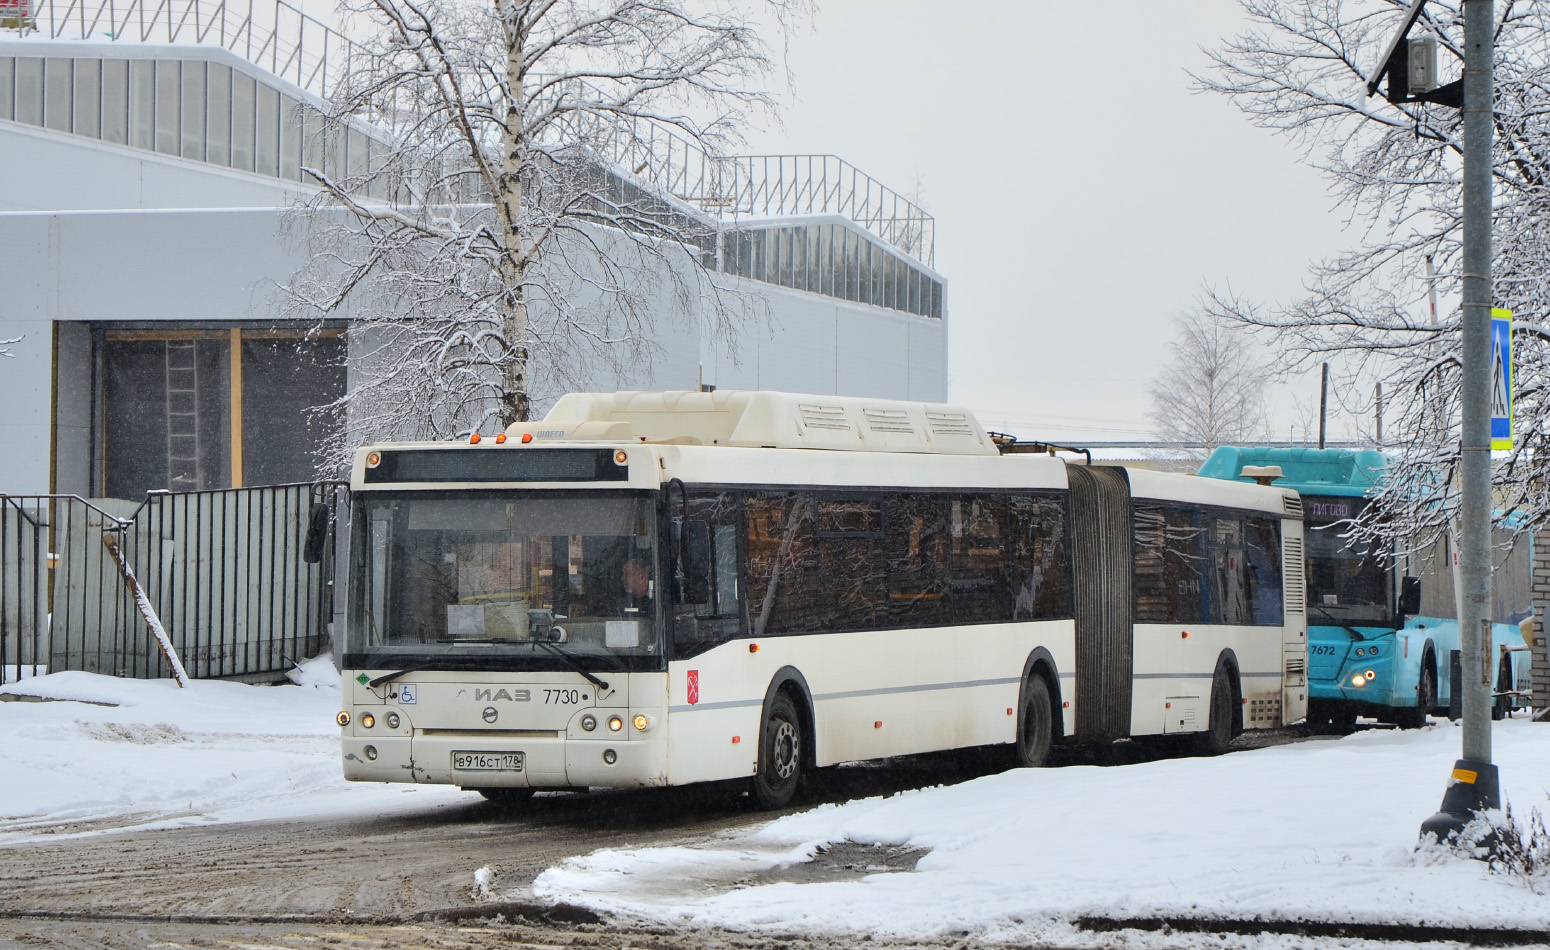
[533,390,998,456]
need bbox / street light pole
[1420,0,1502,842]
[1364,0,1503,844]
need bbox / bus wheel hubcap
[772,721,797,780]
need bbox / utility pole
[1318,362,1328,450]
[1366,0,1501,847]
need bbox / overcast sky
[741,1,1357,443]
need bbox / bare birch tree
[286,0,804,468]
[1196,0,1550,547]
[1147,310,1272,462]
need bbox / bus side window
[670,493,744,659]
[1244,517,1283,625]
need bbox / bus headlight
[385,712,400,729]
[607,716,624,732]
[581,714,598,732]
[364,745,378,760]
[603,749,618,765]
[360,713,375,729]
[1352,674,1368,687]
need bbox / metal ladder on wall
[164,341,203,491]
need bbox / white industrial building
[0,3,947,499]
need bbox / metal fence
[1,482,342,683]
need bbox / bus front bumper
[342,732,669,788]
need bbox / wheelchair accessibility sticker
[399,684,417,704]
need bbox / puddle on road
[737,841,929,887]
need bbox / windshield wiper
[532,639,611,693]
[368,667,428,688]
[1309,606,1370,642]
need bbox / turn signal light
[336,710,351,727]
[632,714,651,732]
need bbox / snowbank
[0,658,467,844]
[534,721,1550,940]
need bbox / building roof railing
[6,0,936,265]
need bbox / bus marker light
[336,711,351,727]
[364,745,378,761]
[1181,631,1189,639]
[495,433,507,444]
[365,452,381,468]
[874,721,883,729]
[521,433,533,444]
[360,713,375,729]
[470,433,481,444]
[1063,701,1070,708]
[607,716,624,732]
[385,712,400,729]
[581,714,597,732]
[1006,708,1014,716]
[749,643,759,653]
[1365,669,1376,680]
[603,749,617,765]
[633,714,650,731]
[1165,702,1171,709]
[732,736,740,743]
[614,450,628,465]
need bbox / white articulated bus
[338,391,1307,808]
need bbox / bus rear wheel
[1191,666,1237,756]
[1011,675,1054,768]
[751,692,803,810]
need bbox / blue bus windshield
[1303,494,1392,627]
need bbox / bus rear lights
[385,712,400,729]
[607,716,624,732]
[336,711,351,727]
[521,433,533,444]
[632,714,652,732]
[495,433,507,444]
[364,745,378,761]
[602,749,618,765]
[469,433,482,444]
[365,452,381,468]
[360,713,376,729]
[580,714,598,732]
[613,450,628,465]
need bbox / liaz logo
[687,670,699,705]
[1310,645,1338,657]
[474,688,532,702]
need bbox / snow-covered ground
[533,722,1550,942]
[0,658,467,844]
[3,662,1548,945]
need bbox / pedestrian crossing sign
[1491,308,1512,450]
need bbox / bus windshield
[347,491,662,668]
[1304,495,1391,626]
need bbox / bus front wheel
[752,691,804,810]
[1012,675,1054,768]
[1396,663,1435,729]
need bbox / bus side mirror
[303,502,331,564]
[676,520,712,605]
[1400,575,1422,617]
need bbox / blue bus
[1198,447,1532,728]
